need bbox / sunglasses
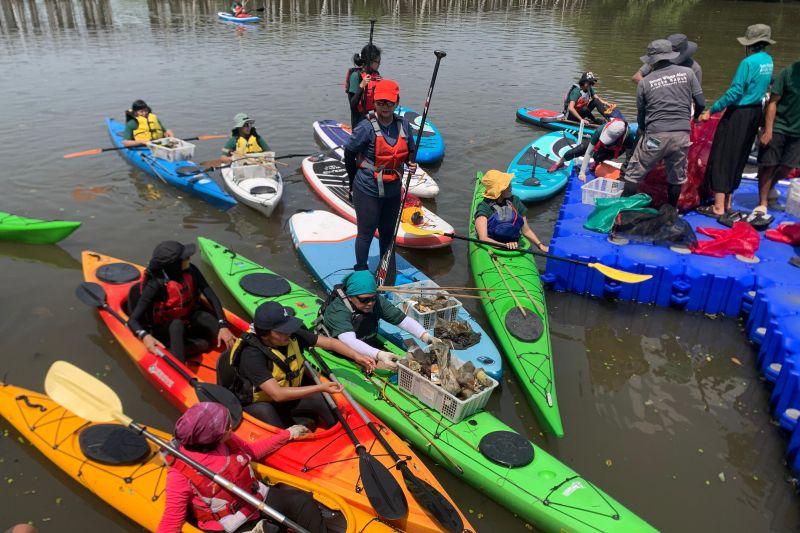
[355,295,377,304]
[375,100,396,107]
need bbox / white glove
[287,424,310,440]
[376,351,399,370]
[420,332,443,346]
[578,171,587,182]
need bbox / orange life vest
[150,271,196,326]
[358,112,409,197]
[344,69,383,114]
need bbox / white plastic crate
[787,180,800,218]
[390,281,461,330]
[148,137,195,162]
[397,355,498,423]
[231,152,277,182]
[581,177,624,205]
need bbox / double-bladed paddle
[74,281,243,427]
[44,361,309,533]
[63,135,227,159]
[174,144,346,176]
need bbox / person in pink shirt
[156,402,326,533]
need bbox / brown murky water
[1,0,799,531]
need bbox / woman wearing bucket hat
[696,24,774,219]
[127,240,236,363]
[343,79,417,284]
[632,34,702,86]
[156,402,326,533]
[122,100,174,147]
[221,113,271,165]
[474,170,548,251]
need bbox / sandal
[718,210,747,228]
[745,210,775,231]
[695,205,724,219]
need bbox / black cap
[150,240,196,268]
[131,99,150,112]
[254,301,303,335]
[579,72,598,84]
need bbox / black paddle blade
[401,467,464,533]
[194,382,243,429]
[358,450,408,520]
[75,282,107,307]
[176,166,205,176]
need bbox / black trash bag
[611,204,698,247]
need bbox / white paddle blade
[44,361,131,425]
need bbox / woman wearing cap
[474,170,549,252]
[697,24,774,219]
[220,113,271,165]
[563,73,612,125]
[632,34,702,86]
[128,241,236,363]
[321,271,445,371]
[345,44,382,127]
[122,100,174,147]
[156,402,326,533]
[343,79,416,284]
[223,301,375,428]
[547,119,638,180]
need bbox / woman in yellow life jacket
[221,301,375,429]
[122,100,174,147]
[220,113,271,164]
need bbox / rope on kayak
[543,475,622,524]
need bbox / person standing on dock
[632,34,703,87]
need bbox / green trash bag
[584,193,656,234]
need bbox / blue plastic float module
[542,168,800,475]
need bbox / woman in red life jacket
[343,80,416,285]
[156,402,326,533]
[127,241,236,363]
[345,44,382,128]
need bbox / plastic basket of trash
[390,282,461,330]
[231,152,277,182]
[148,137,195,162]
[787,180,800,218]
[581,177,624,205]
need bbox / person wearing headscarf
[156,402,323,533]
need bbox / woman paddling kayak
[345,44,382,127]
[221,113,271,165]
[122,99,174,147]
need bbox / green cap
[233,113,253,128]
[344,270,377,296]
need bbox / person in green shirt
[546,119,637,179]
[220,113,271,164]
[474,170,549,251]
[321,271,444,370]
[756,61,800,213]
[122,100,173,147]
[563,72,612,125]
[345,44,382,127]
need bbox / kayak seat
[79,424,150,465]
[239,273,291,298]
[249,185,277,195]
[96,263,140,284]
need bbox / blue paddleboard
[508,132,577,202]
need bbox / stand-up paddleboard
[217,11,261,23]
[301,154,452,249]
[517,107,638,137]
[313,120,439,198]
[507,132,577,202]
[394,106,445,165]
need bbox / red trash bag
[766,223,800,245]
[690,221,760,258]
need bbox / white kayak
[221,154,283,217]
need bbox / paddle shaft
[380,286,494,292]
[491,253,546,316]
[378,288,493,301]
[443,231,602,267]
[361,19,377,112]
[63,135,225,159]
[489,253,527,316]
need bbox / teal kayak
[0,211,80,244]
[198,236,656,533]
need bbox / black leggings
[153,309,219,363]
[244,393,336,430]
[220,484,328,533]
[352,186,400,285]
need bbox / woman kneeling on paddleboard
[547,119,637,180]
[343,79,417,284]
[122,99,174,147]
[320,271,445,370]
[221,113,271,165]
[128,241,236,363]
[220,302,375,429]
[474,170,549,252]
[156,402,325,533]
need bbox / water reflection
[0,0,111,33]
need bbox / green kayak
[198,236,656,533]
[468,172,563,437]
[0,211,81,244]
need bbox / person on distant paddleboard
[345,44,382,127]
[632,34,703,86]
[219,301,375,429]
[221,113,271,164]
[156,402,328,533]
[231,1,251,17]
[318,270,446,371]
[547,119,638,180]
[343,79,417,285]
[122,100,174,147]
[563,72,613,125]
[127,240,236,363]
[474,170,549,252]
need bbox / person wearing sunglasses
[220,113,271,165]
[320,271,444,371]
[343,79,417,285]
[345,43,383,127]
[562,72,612,125]
[156,401,327,533]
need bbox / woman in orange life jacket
[343,79,417,285]
[345,44,382,128]
[156,402,326,533]
[127,241,236,363]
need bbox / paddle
[63,135,227,159]
[376,50,447,287]
[400,223,652,284]
[74,281,243,427]
[44,361,310,533]
[176,145,344,176]
[307,349,464,533]
[361,19,377,113]
[300,360,408,521]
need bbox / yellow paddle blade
[588,262,653,284]
[400,222,444,236]
[44,361,132,425]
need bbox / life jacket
[228,332,304,403]
[127,112,165,141]
[487,201,524,243]
[358,112,409,197]
[562,84,593,114]
[318,284,379,343]
[149,271,196,326]
[400,194,424,226]
[164,439,266,532]
[344,68,383,113]
[234,131,266,154]
[594,118,630,160]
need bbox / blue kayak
[395,106,445,165]
[105,118,236,210]
[507,131,577,202]
[217,11,261,23]
[289,210,503,380]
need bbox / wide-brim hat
[737,24,776,46]
[641,39,680,64]
[667,33,698,64]
[482,170,514,199]
[233,113,254,128]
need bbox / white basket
[787,180,800,218]
[581,177,624,205]
[397,355,497,423]
[148,137,195,162]
[231,152,277,182]
[390,281,461,330]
